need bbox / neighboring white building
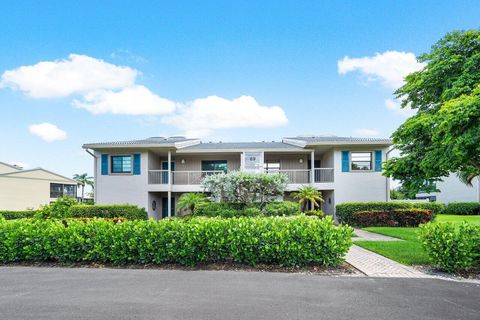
[83,136,393,219]
[0,162,78,210]
[416,174,480,204]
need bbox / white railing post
[167,150,172,217]
[310,151,314,184]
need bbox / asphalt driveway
[0,267,479,320]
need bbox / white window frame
[350,151,373,172]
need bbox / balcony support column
[310,151,315,184]
[167,150,172,217]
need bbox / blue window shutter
[374,150,382,172]
[341,151,350,172]
[101,154,108,175]
[133,154,141,175]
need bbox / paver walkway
[346,245,431,278]
[347,228,431,278]
[352,228,401,241]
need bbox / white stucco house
[416,174,480,204]
[83,136,393,219]
[0,162,78,210]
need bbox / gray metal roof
[179,141,305,151]
[283,136,392,146]
[83,136,199,149]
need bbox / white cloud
[385,98,416,117]
[2,55,290,136]
[1,54,138,98]
[28,123,67,142]
[162,95,288,137]
[354,128,381,137]
[73,85,176,115]
[338,51,424,89]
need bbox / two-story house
[83,136,393,219]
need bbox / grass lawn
[354,215,480,266]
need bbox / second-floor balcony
[148,168,334,185]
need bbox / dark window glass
[50,183,77,198]
[111,156,132,173]
[307,160,321,169]
[351,152,372,171]
[50,183,63,198]
[63,185,76,198]
[201,160,228,172]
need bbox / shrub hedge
[193,201,301,218]
[336,202,444,224]
[0,216,352,267]
[352,209,433,227]
[0,210,37,220]
[419,222,480,271]
[69,205,148,220]
[444,202,480,215]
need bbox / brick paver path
[346,245,432,278]
[352,228,401,242]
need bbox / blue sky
[0,1,479,178]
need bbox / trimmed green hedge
[0,216,352,267]
[420,222,480,271]
[336,202,444,225]
[68,205,148,220]
[445,202,480,215]
[0,210,37,220]
[352,209,433,227]
[193,201,300,218]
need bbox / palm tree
[73,173,94,203]
[177,193,208,215]
[457,171,478,187]
[292,186,324,212]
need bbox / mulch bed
[414,265,480,281]
[0,261,361,275]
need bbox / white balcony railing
[265,169,310,184]
[314,168,334,183]
[172,170,224,185]
[148,170,169,184]
[148,168,334,185]
[265,168,334,183]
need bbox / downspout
[84,148,97,203]
[385,146,395,202]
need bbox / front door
[161,161,175,184]
[161,197,175,218]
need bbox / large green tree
[384,30,480,197]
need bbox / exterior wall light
[298,158,304,163]
[181,159,186,164]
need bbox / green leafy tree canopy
[384,30,480,197]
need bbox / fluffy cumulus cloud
[338,51,425,89]
[28,123,67,142]
[0,54,138,98]
[1,54,290,136]
[73,85,176,115]
[0,54,173,115]
[162,95,288,137]
[353,128,381,137]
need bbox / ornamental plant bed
[336,202,444,225]
[0,260,360,275]
[0,216,353,268]
[351,209,433,227]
